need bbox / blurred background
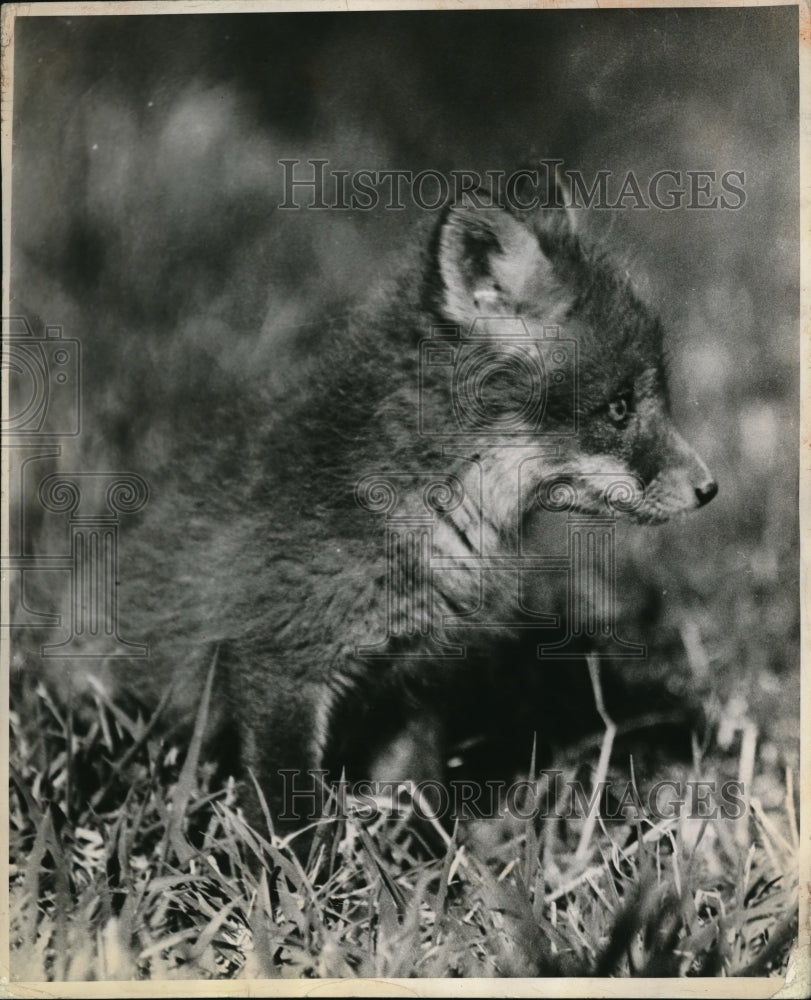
[9,8,799,774]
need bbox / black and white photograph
[2,1,805,991]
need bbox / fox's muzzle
[643,426,718,519]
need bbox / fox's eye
[608,393,633,425]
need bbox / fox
[41,183,717,831]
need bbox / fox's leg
[225,648,448,838]
[367,711,446,787]
[322,672,448,825]
[222,654,329,837]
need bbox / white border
[0,2,806,997]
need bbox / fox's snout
[642,424,718,520]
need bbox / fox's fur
[55,193,717,824]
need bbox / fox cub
[69,189,717,825]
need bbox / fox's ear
[437,202,559,324]
[514,166,579,238]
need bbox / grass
[8,659,798,983]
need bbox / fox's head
[426,196,717,524]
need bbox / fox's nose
[695,479,718,507]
